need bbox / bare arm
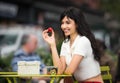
[64,55,83,74]
[50,45,66,74]
[42,29,66,74]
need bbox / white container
[17,61,40,75]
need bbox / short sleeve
[60,42,67,56]
[73,37,91,57]
[11,56,22,71]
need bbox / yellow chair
[62,66,112,83]
[100,66,112,83]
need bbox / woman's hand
[42,29,56,47]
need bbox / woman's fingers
[51,29,55,37]
[42,29,48,36]
[43,29,55,38]
[42,29,56,45]
[43,29,48,33]
[42,30,48,39]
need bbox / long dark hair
[60,7,101,61]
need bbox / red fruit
[48,27,53,32]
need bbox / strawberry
[47,27,53,36]
[48,27,53,32]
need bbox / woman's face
[61,16,77,37]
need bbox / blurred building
[0,0,119,51]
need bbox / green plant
[36,40,63,66]
[36,48,53,66]
[101,0,120,20]
[0,52,14,83]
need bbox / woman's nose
[61,24,67,29]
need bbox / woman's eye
[66,21,70,24]
[61,22,64,24]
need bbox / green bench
[73,66,112,83]
[101,66,112,83]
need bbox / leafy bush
[36,48,53,66]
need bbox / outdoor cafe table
[0,72,72,83]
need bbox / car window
[0,34,18,46]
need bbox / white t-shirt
[60,35,101,81]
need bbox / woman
[42,7,104,83]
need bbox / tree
[101,0,120,20]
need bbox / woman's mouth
[63,29,70,33]
[63,29,70,36]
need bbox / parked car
[0,26,49,58]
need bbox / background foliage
[101,0,120,20]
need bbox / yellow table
[0,72,72,83]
